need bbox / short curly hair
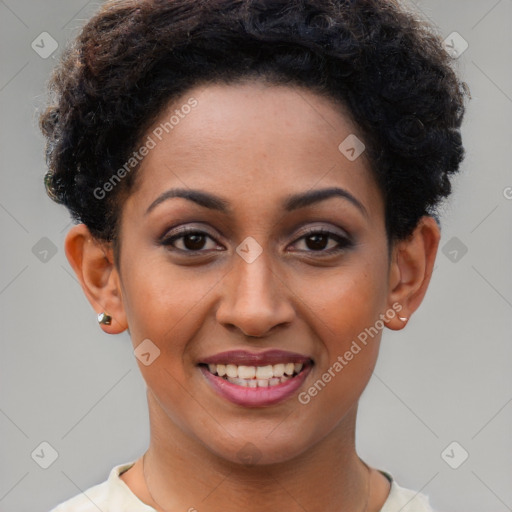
[40,0,469,260]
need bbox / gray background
[1,1,511,511]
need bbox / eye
[161,227,222,253]
[290,228,352,255]
[160,226,353,256]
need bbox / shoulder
[380,470,438,512]
[48,479,110,512]
[48,462,155,512]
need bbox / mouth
[198,350,313,407]
[201,361,306,387]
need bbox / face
[115,81,394,464]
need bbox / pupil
[185,234,205,250]
[307,234,327,251]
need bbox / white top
[49,461,437,512]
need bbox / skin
[65,81,440,512]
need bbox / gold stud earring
[97,312,112,325]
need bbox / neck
[140,392,371,512]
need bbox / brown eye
[291,229,353,254]
[161,228,220,253]
[180,233,208,251]
[304,232,331,251]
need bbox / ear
[384,216,440,331]
[64,224,128,334]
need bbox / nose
[215,248,295,338]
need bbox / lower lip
[200,365,312,407]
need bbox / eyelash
[160,226,353,256]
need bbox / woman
[41,0,469,510]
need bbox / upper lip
[200,349,312,366]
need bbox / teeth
[228,377,246,386]
[238,365,256,379]
[225,376,292,388]
[205,362,305,385]
[273,364,285,377]
[226,364,238,378]
[256,365,274,380]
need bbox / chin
[199,426,316,468]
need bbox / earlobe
[64,224,128,334]
[384,216,440,331]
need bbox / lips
[198,349,313,407]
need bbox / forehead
[125,81,383,218]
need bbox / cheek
[119,256,230,392]
[120,259,206,415]
[302,255,388,339]
[296,254,388,398]
[121,256,211,343]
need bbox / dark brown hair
[40,0,469,259]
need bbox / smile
[199,350,313,407]
[204,362,305,387]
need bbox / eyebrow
[145,186,368,217]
